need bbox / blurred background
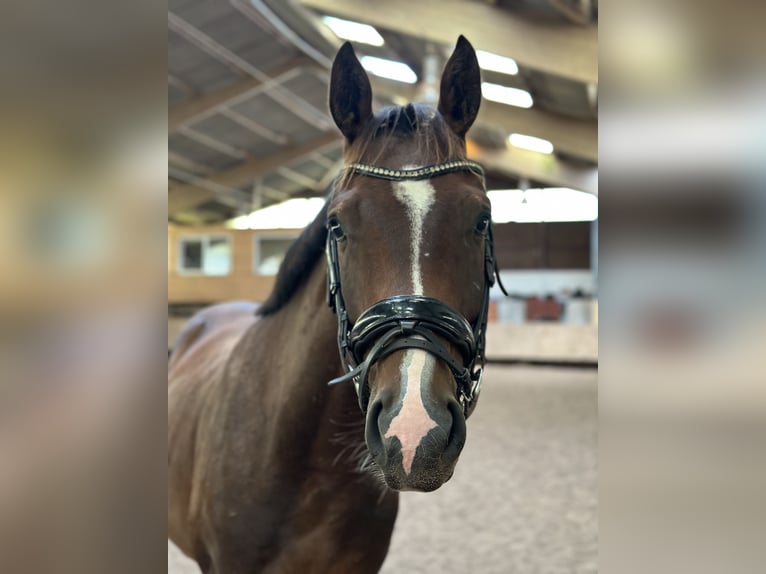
[600,1,766,572]
[1,2,166,573]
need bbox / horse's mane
[257,103,465,316]
[257,198,329,316]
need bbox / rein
[325,159,506,418]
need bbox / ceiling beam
[308,152,336,170]
[317,158,344,189]
[219,108,289,145]
[168,57,311,131]
[169,12,333,131]
[168,133,341,214]
[276,166,321,190]
[168,74,197,97]
[469,143,598,196]
[297,0,597,84]
[168,167,251,208]
[369,77,597,163]
[177,126,247,159]
[479,101,597,163]
[168,151,211,175]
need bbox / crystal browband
[345,159,485,182]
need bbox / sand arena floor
[168,365,597,574]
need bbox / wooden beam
[168,151,210,175]
[297,0,597,84]
[479,101,597,163]
[168,74,197,97]
[276,166,321,190]
[168,133,341,214]
[168,57,311,131]
[369,77,597,163]
[177,127,246,159]
[469,144,598,196]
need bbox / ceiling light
[359,56,417,84]
[488,188,598,223]
[226,198,325,230]
[508,133,554,154]
[481,82,533,108]
[321,16,384,46]
[476,50,519,75]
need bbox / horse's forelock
[339,104,466,187]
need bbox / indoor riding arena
[168,1,597,572]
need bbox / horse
[168,36,504,573]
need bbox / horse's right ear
[329,42,373,143]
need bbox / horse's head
[326,37,496,491]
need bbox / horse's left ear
[438,35,482,138]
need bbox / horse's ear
[438,35,482,138]
[329,42,373,143]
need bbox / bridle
[325,159,507,418]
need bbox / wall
[494,269,595,297]
[168,225,299,305]
[169,223,598,361]
[170,221,592,304]
[493,221,591,269]
[486,323,598,362]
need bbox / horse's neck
[268,258,341,390]
[244,259,366,473]
[193,263,394,569]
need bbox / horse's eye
[328,218,346,241]
[475,215,490,235]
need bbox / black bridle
[325,159,506,418]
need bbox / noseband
[326,159,506,418]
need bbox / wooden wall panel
[168,225,301,305]
[168,220,592,305]
[493,222,591,269]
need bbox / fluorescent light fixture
[227,198,325,230]
[508,133,554,154]
[321,16,384,46]
[488,188,598,223]
[476,50,518,75]
[359,56,417,84]
[481,82,533,108]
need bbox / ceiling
[168,0,597,225]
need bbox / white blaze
[384,350,437,474]
[392,178,435,295]
[385,177,439,474]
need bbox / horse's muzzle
[364,393,466,492]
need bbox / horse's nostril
[444,399,467,459]
[364,398,385,461]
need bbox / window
[177,235,231,275]
[254,236,296,275]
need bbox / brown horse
[168,36,503,573]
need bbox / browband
[345,159,485,182]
